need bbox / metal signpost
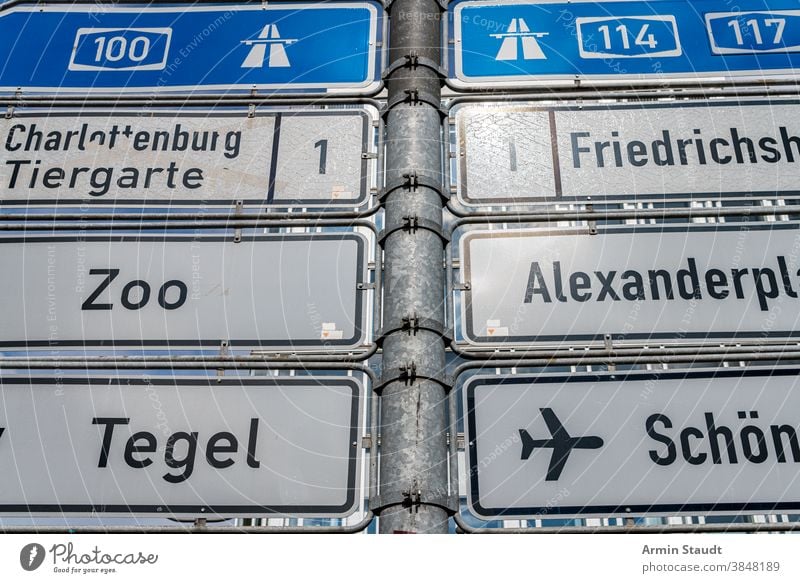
[458,223,800,348]
[450,0,800,89]
[463,368,800,519]
[376,0,452,533]
[454,99,800,207]
[0,107,377,208]
[0,233,369,350]
[0,3,383,94]
[0,376,363,517]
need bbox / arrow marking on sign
[519,408,604,481]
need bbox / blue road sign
[450,0,800,88]
[0,2,383,94]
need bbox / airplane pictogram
[519,408,604,481]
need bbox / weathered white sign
[459,223,800,347]
[0,233,369,350]
[456,100,800,206]
[464,368,800,519]
[0,375,363,517]
[1,107,374,207]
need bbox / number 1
[314,139,328,175]
[508,139,518,172]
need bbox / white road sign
[459,223,800,348]
[1,107,375,208]
[464,368,800,519]
[0,233,369,350]
[455,99,800,206]
[0,375,363,517]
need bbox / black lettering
[676,138,693,165]
[5,159,30,188]
[731,128,757,164]
[621,270,645,301]
[595,141,611,168]
[570,132,592,168]
[158,280,188,310]
[627,140,648,166]
[731,268,749,299]
[780,126,800,163]
[753,268,779,311]
[646,414,676,466]
[771,425,800,463]
[595,271,620,301]
[116,167,139,189]
[705,269,729,299]
[81,269,120,310]
[710,138,732,164]
[42,167,65,189]
[759,136,781,163]
[740,424,768,463]
[553,261,567,302]
[523,262,552,303]
[124,432,156,468]
[648,269,674,300]
[206,432,238,469]
[705,412,738,464]
[163,432,198,483]
[88,167,113,197]
[652,131,675,166]
[680,427,708,465]
[247,418,261,468]
[120,280,151,310]
[677,258,701,300]
[183,168,203,189]
[5,124,24,151]
[92,417,130,468]
[569,271,592,302]
[777,256,798,298]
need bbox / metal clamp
[373,361,451,395]
[378,171,447,205]
[377,215,449,247]
[233,200,244,243]
[376,313,452,348]
[371,486,458,516]
[587,203,598,235]
[381,89,447,119]
[383,52,447,80]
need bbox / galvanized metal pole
[377,0,451,533]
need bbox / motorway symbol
[464,368,800,519]
[450,0,800,88]
[0,3,383,94]
[241,25,297,68]
[492,18,549,60]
